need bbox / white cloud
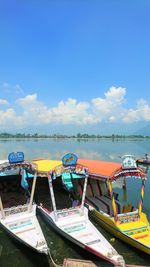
[16,95,96,125]
[92,86,126,111]
[91,86,126,122]
[0,86,150,130]
[48,98,95,125]
[0,98,9,105]
[0,108,23,127]
[123,99,150,123]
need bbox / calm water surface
[0,138,150,267]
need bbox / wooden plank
[63,258,97,267]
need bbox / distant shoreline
[0,133,149,139]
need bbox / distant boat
[75,155,150,256]
[136,156,150,165]
[34,154,125,267]
[0,152,49,255]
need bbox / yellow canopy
[32,159,61,173]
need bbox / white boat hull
[0,204,49,255]
[38,206,125,266]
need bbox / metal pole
[48,173,57,221]
[0,196,5,219]
[28,172,37,213]
[81,174,88,213]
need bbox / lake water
[0,138,150,267]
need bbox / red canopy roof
[78,159,121,178]
[78,159,146,180]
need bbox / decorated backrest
[117,210,139,224]
[8,152,24,164]
[62,153,78,166]
[122,155,137,169]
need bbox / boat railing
[117,210,139,224]
[4,204,29,217]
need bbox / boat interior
[27,175,74,211]
[71,177,136,216]
[1,172,137,217]
[0,175,26,208]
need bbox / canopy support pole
[138,179,145,217]
[108,179,118,222]
[0,196,5,219]
[28,172,37,213]
[81,174,88,213]
[48,174,57,221]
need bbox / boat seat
[87,179,121,215]
[71,179,106,213]
[83,181,111,214]
[101,195,121,214]
[71,178,120,216]
[95,196,113,214]
[85,196,108,214]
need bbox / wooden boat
[0,152,49,255]
[34,154,125,267]
[74,156,150,255]
[136,158,150,165]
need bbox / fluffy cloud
[16,95,97,125]
[0,98,9,105]
[92,86,126,121]
[123,99,150,123]
[0,108,23,127]
[0,86,150,130]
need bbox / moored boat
[0,152,49,255]
[75,156,150,255]
[34,154,125,266]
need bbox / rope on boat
[48,248,63,267]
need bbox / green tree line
[0,132,149,139]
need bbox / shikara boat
[34,154,125,267]
[0,152,49,255]
[75,156,150,255]
[136,157,150,165]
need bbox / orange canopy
[78,159,121,178]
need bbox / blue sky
[0,0,150,134]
